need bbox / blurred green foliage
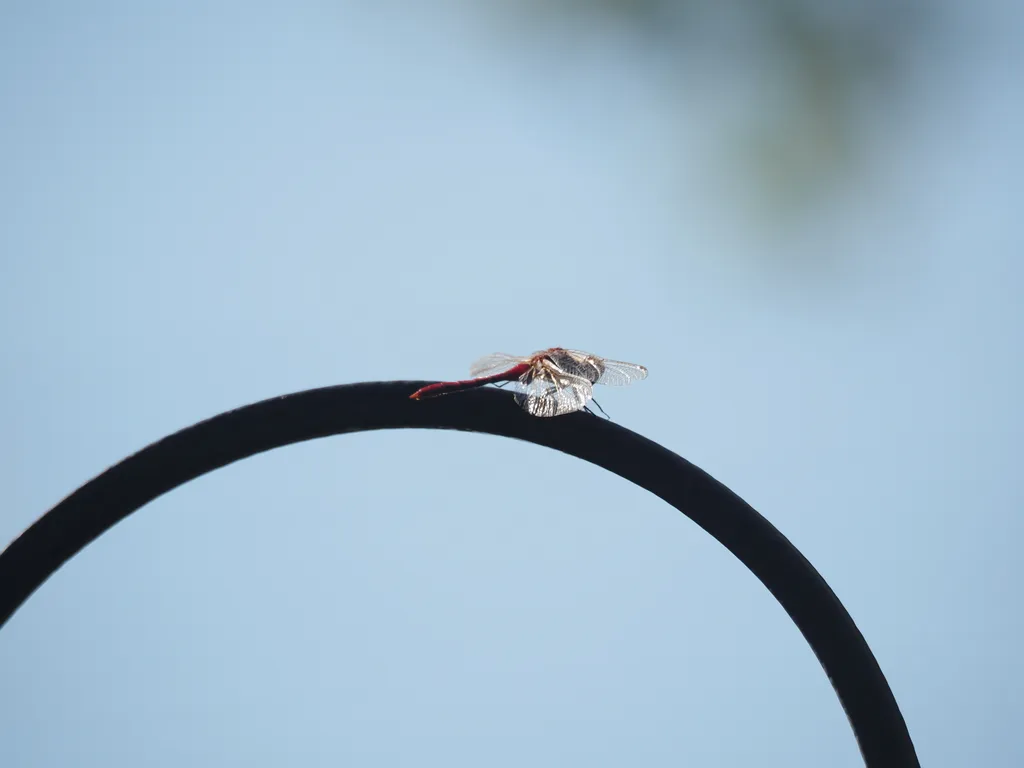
[490,0,941,218]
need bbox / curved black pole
[0,381,918,767]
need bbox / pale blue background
[1,2,1021,766]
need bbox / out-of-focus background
[1,1,1021,765]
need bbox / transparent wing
[513,369,593,418]
[559,349,648,386]
[547,349,603,383]
[593,360,648,387]
[469,352,529,378]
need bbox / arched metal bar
[0,381,919,766]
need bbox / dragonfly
[409,348,648,417]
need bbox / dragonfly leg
[588,397,611,420]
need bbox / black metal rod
[0,381,919,766]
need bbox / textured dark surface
[0,381,918,766]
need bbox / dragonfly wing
[547,349,603,383]
[554,350,647,386]
[594,360,648,387]
[514,372,593,417]
[469,353,529,378]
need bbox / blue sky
[1,2,1021,765]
